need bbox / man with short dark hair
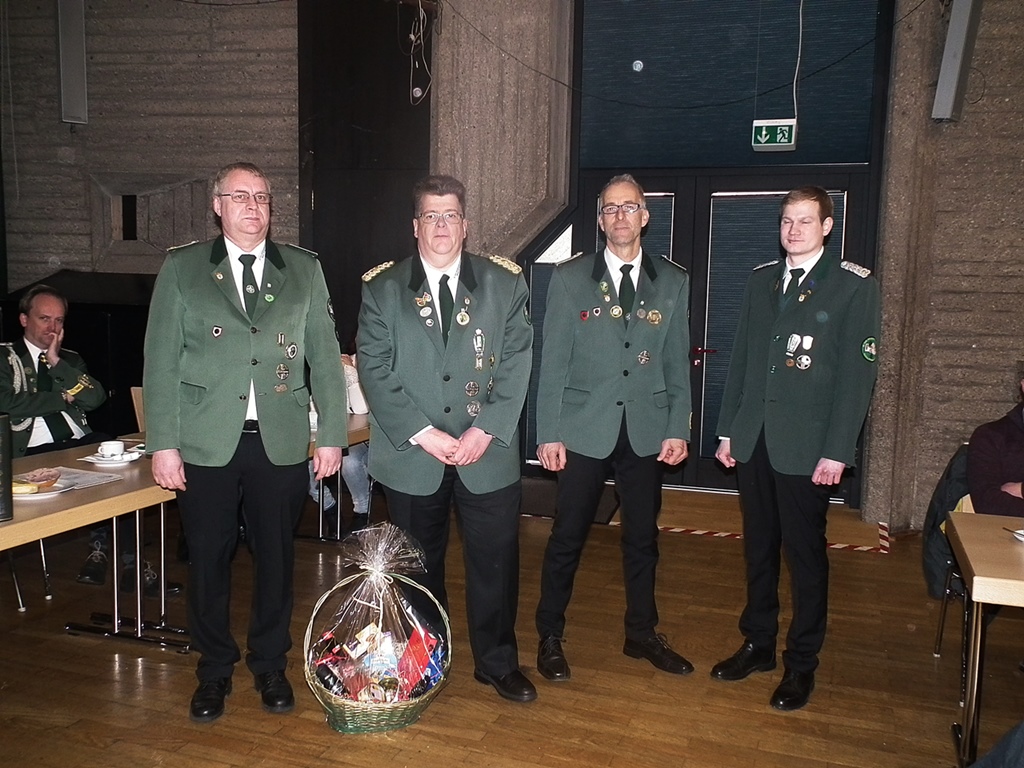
[145,161,347,723]
[712,186,880,711]
[534,173,693,682]
[357,174,536,703]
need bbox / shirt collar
[604,247,642,277]
[23,337,46,366]
[224,237,266,262]
[786,246,824,278]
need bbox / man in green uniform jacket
[712,186,880,711]
[144,162,347,723]
[357,175,536,703]
[534,174,693,682]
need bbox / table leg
[65,507,189,650]
[954,592,985,766]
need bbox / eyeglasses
[418,211,464,225]
[600,203,644,216]
[218,191,273,205]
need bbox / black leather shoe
[537,635,571,681]
[710,642,777,681]
[76,544,108,586]
[473,668,538,702]
[623,634,694,675]
[770,669,815,711]
[190,678,231,723]
[254,670,295,713]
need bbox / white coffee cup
[98,440,125,458]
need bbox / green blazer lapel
[408,255,446,358]
[251,240,287,324]
[208,236,248,320]
[589,252,613,306]
[632,251,660,317]
[768,262,786,319]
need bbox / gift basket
[304,523,451,733]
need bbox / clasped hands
[418,426,492,466]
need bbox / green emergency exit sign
[752,119,797,152]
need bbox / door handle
[691,347,717,367]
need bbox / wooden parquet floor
[2,493,1022,768]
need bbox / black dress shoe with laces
[473,669,538,702]
[770,669,815,711]
[190,677,231,723]
[254,670,295,713]
[120,562,183,598]
[537,635,571,681]
[76,544,108,586]
[710,642,777,681]
[623,634,694,675]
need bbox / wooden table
[946,511,1024,765]
[1,439,185,646]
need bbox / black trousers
[735,430,832,673]
[176,432,308,682]
[536,416,663,642]
[384,467,522,677]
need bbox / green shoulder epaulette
[362,261,395,282]
[840,260,871,278]
[486,253,522,275]
[282,243,318,258]
[659,255,687,272]
[753,259,780,271]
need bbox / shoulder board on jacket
[840,260,872,278]
[753,259,779,271]
[486,253,522,274]
[281,243,318,258]
[658,255,687,272]
[167,240,200,252]
[362,261,395,282]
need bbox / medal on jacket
[473,329,485,371]
[467,400,481,417]
[285,343,298,360]
[796,355,812,370]
[786,334,801,356]
[647,310,662,325]
[276,364,289,380]
[415,292,431,308]
[638,350,650,365]
[465,381,480,397]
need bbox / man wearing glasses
[144,162,348,722]
[534,174,693,681]
[357,174,536,702]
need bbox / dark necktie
[240,253,258,317]
[619,264,635,321]
[782,267,804,307]
[439,274,455,346]
[36,352,74,442]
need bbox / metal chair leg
[934,563,956,657]
[39,540,53,600]
[7,551,26,612]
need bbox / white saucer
[80,451,143,468]
[13,480,74,500]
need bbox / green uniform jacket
[356,251,533,496]
[0,339,107,456]
[535,250,692,458]
[715,254,881,475]
[143,236,348,467]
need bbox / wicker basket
[303,572,452,734]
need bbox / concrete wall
[429,0,574,258]
[868,0,1024,529]
[0,0,298,287]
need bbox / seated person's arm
[968,423,1024,517]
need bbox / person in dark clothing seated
[968,371,1024,517]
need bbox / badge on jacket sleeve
[862,337,878,362]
